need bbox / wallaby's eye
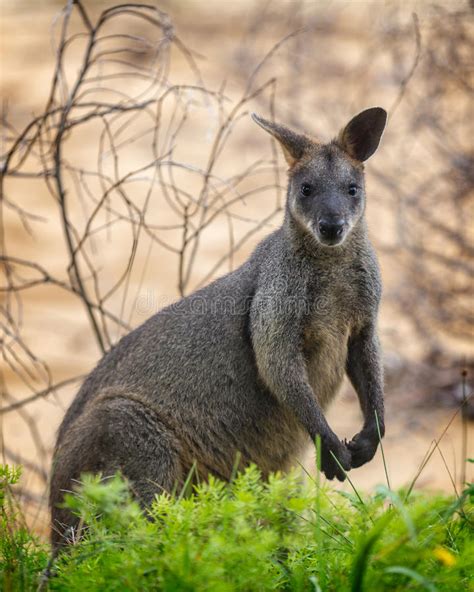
[301,183,313,197]
[348,184,358,197]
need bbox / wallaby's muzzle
[317,217,346,246]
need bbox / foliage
[1,465,472,591]
[0,466,49,592]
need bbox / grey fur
[50,108,387,549]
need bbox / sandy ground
[1,0,472,536]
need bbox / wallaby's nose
[318,219,345,241]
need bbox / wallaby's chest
[301,265,372,408]
[308,265,369,330]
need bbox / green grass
[1,464,473,592]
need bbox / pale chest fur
[302,263,373,409]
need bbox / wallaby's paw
[347,430,379,468]
[320,438,351,481]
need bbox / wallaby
[50,107,387,549]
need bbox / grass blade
[385,566,438,592]
[351,512,392,592]
[375,409,391,491]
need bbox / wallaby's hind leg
[50,391,183,550]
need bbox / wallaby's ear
[251,113,311,167]
[337,107,387,162]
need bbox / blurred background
[1,0,473,536]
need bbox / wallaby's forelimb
[346,322,385,467]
